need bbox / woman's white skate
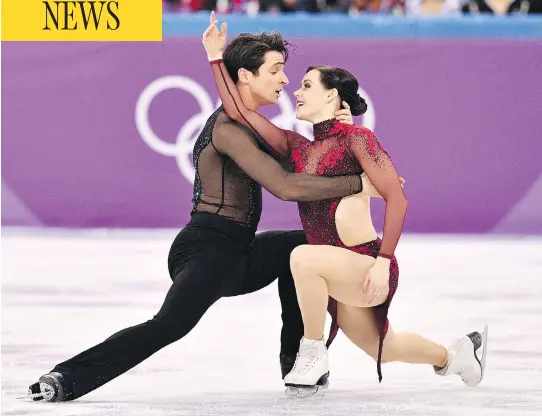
[284,337,330,398]
[435,325,489,386]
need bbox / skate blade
[17,383,55,401]
[16,392,46,401]
[479,325,489,382]
[285,373,329,398]
[285,383,328,398]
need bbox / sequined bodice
[290,119,363,246]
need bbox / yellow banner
[2,0,162,41]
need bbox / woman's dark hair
[223,32,292,83]
[306,65,368,116]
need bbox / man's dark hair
[223,32,291,83]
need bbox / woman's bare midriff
[335,194,378,247]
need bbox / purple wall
[2,39,542,233]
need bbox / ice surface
[2,230,542,415]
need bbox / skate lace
[292,345,319,375]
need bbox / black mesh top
[190,107,363,232]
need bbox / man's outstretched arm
[213,122,362,201]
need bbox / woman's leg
[337,303,488,387]
[289,244,386,341]
[337,303,447,367]
[284,244,384,390]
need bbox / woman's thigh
[290,244,388,307]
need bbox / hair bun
[351,94,368,116]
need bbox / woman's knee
[342,328,397,363]
[289,244,314,274]
[379,336,400,363]
[360,344,395,364]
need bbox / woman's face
[293,69,333,123]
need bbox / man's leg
[236,230,307,379]
[31,250,234,401]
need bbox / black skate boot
[280,353,296,379]
[23,372,68,402]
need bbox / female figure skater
[202,14,488,396]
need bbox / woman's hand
[363,257,390,304]
[202,11,227,61]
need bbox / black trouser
[51,212,305,400]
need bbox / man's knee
[288,230,308,248]
[152,292,220,342]
[272,230,307,253]
[150,309,205,344]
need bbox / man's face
[244,51,289,106]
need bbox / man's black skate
[280,354,296,379]
[21,372,67,402]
